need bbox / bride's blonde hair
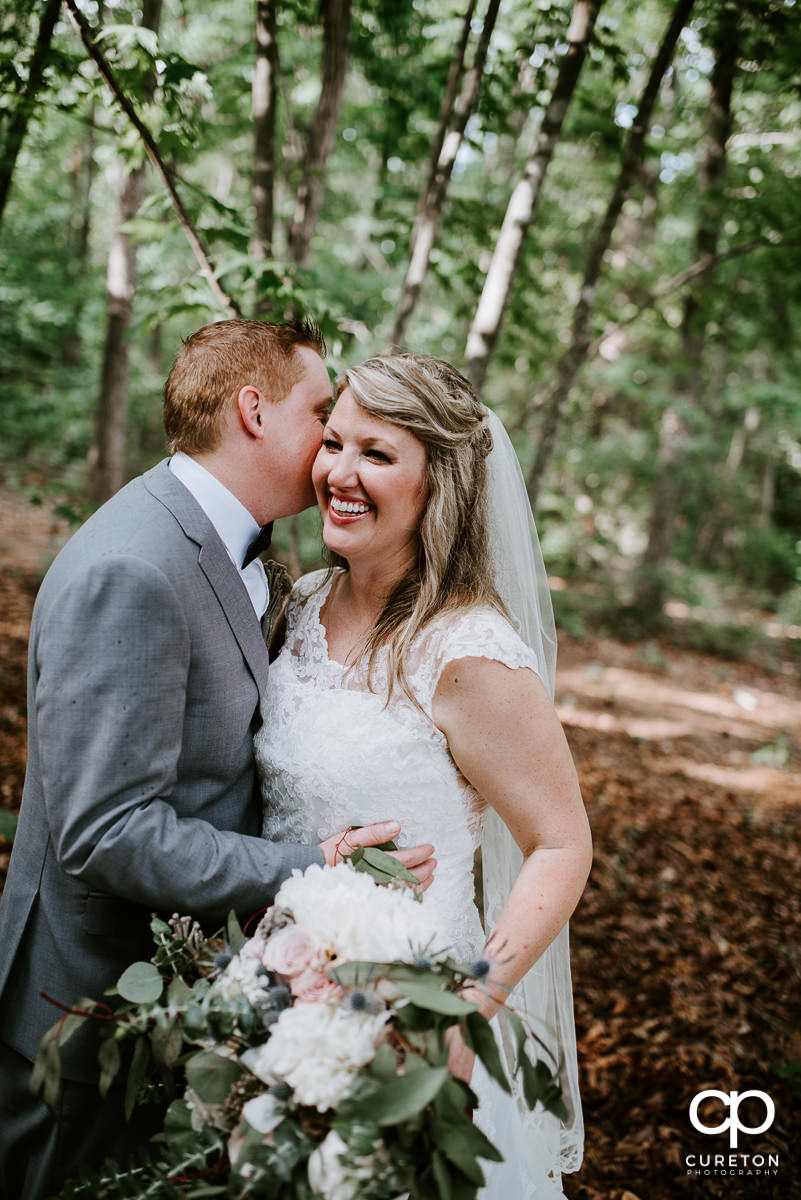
[327,352,506,704]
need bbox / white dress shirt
[169,452,269,618]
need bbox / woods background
[1,1,800,1197]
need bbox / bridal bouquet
[35,853,565,1199]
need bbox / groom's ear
[236,385,266,439]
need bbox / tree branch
[64,0,241,317]
[0,0,62,226]
[585,237,798,364]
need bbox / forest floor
[1,489,800,1200]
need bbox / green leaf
[124,1035,150,1119]
[98,1035,122,1096]
[116,961,164,1004]
[185,1051,243,1105]
[370,1041,398,1082]
[0,810,17,841]
[30,1028,64,1110]
[343,1065,449,1125]
[151,1016,185,1071]
[518,1055,568,1121]
[167,976,193,1006]
[328,960,385,988]
[464,1011,511,1094]
[226,909,246,953]
[347,844,420,884]
[395,979,478,1015]
[432,1148,452,1200]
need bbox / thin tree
[463,0,605,393]
[90,0,163,505]
[636,5,738,612]
[251,0,279,298]
[523,0,697,506]
[0,0,62,226]
[64,0,239,317]
[391,0,500,346]
[287,0,351,267]
[282,0,350,573]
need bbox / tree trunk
[287,0,351,267]
[251,0,279,304]
[0,0,62,227]
[391,0,498,346]
[90,0,163,505]
[525,0,697,508]
[635,6,737,612]
[65,98,98,367]
[463,0,604,393]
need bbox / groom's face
[261,346,333,517]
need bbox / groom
[0,317,435,1200]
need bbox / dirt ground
[0,491,799,1199]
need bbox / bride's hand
[320,821,437,891]
[445,1025,476,1085]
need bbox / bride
[254,353,592,1197]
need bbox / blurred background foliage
[1,0,800,654]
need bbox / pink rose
[240,934,268,962]
[261,926,316,977]
[290,968,342,1004]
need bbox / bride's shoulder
[421,603,541,677]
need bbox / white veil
[481,407,584,1176]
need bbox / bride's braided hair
[325,352,507,707]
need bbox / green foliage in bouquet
[33,852,566,1199]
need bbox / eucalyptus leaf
[116,961,164,1004]
[124,1035,150,1120]
[30,1028,64,1111]
[226,909,246,953]
[343,1065,449,1125]
[395,979,478,1015]
[370,1041,398,1082]
[185,1051,243,1105]
[328,960,384,988]
[432,1148,452,1200]
[464,1011,511,1094]
[167,976,193,1006]
[151,1017,185,1072]
[98,1034,122,1095]
[346,844,419,884]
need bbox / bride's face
[312,387,428,574]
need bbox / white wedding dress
[254,568,567,1198]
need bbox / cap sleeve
[412,606,544,716]
[284,568,330,635]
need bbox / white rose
[307,1131,358,1200]
[251,1001,389,1112]
[212,953,271,1004]
[274,863,449,966]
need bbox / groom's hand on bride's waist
[319,820,437,891]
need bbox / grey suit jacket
[0,461,323,1080]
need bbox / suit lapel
[143,461,270,697]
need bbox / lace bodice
[255,569,541,961]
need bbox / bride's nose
[326,450,360,490]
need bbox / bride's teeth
[331,497,369,515]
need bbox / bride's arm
[432,656,592,1020]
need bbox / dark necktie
[242,522,273,567]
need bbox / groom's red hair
[163,317,325,455]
